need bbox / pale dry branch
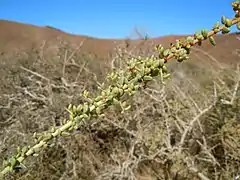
[178,103,215,153]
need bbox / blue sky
[0,0,237,39]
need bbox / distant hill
[0,19,239,63]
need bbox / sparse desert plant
[0,1,240,180]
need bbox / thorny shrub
[0,1,240,180]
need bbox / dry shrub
[1,4,240,178]
[0,37,239,180]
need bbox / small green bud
[119,76,125,85]
[221,27,231,34]
[74,125,79,130]
[67,104,72,110]
[213,21,220,29]
[225,19,232,27]
[72,105,77,113]
[95,96,102,102]
[82,103,89,113]
[213,28,219,33]
[163,73,171,79]
[221,16,226,24]
[155,44,164,53]
[185,44,191,49]
[175,40,181,49]
[21,146,28,155]
[197,34,204,40]
[33,132,37,139]
[144,68,151,75]
[186,36,194,41]
[112,87,119,95]
[209,36,216,46]
[143,75,153,81]
[129,83,135,90]
[82,90,89,98]
[124,105,131,111]
[61,132,71,136]
[79,114,85,119]
[9,157,17,167]
[152,59,160,68]
[186,36,195,45]
[96,107,101,115]
[63,119,67,125]
[123,84,128,89]
[119,88,124,96]
[42,133,52,141]
[201,29,208,39]
[107,94,114,101]
[77,105,83,111]
[170,47,177,53]
[163,49,170,57]
[2,160,9,167]
[162,65,168,73]
[129,62,135,69]
[159,59,165,65]
[69,113,74,120]
[145,60,152,67]
[17,146,21,154]
[37,135,43,142]
[83,114,89,119]
[89,105,96,112]
[121,101,126,107]
[113,98,119,105]
[49,143,55,148]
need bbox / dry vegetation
[0,2,240,180]
[0,36,239,180]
